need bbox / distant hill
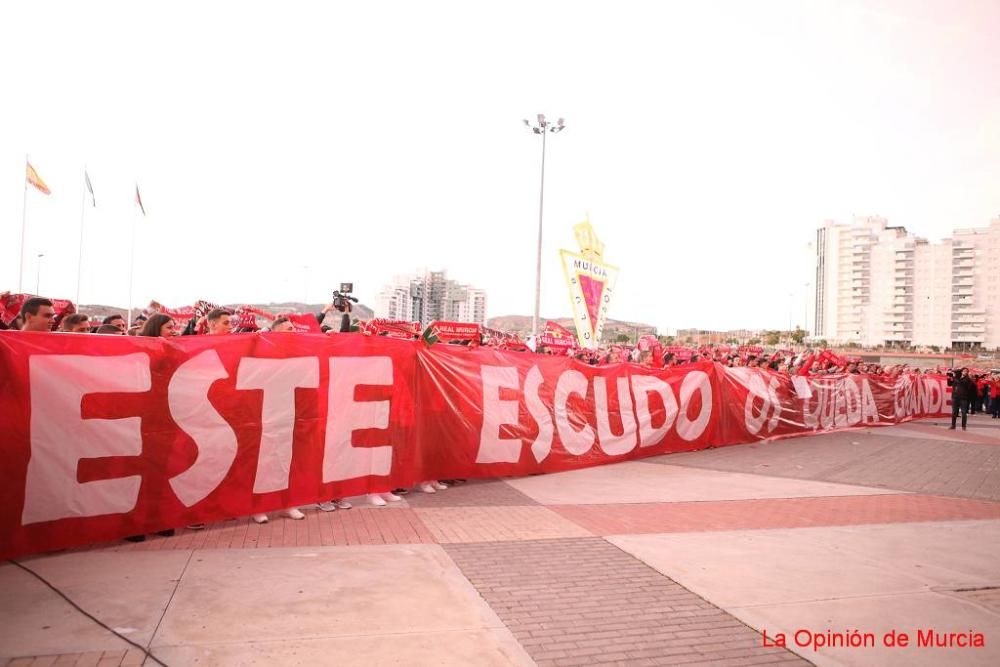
[79,301,374,321]
[488,314,657,340]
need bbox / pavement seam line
[430,544,533,660]
[140,625,518,649]
[143,549,195,664]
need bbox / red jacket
[991,381,1000,399]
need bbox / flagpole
[127,211,137,329]
[75,168,87,305]
[18,154,28,293]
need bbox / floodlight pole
[524,115,565,337]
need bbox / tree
[615,333,630,343]
[726,338,738,345]
[748,338,761,345]
[816,339,829,348]
[660,335,675,345]
[684,336,694,344]
[929,345,941,353]
[764,331,780,346]
[790,327,806,345]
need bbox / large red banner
[0,332,950,559]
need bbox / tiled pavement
[3,416,999,666]
[444,538,806,666]
[656,421,1000,502]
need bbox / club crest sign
[559,218,619,349]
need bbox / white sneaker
[368,494,387,507]
[317,501,337,512]
[384,492,402,502]
[285,508,305,520]
[334,499,352,510]
[419,482,436,494]
[433,481,448,490]
[252,513,269,524]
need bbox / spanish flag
[26,162,51,195]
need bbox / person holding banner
[137,313,176,337]
[123,314,184,542]
[270,317,295,332]
[19,297,56,332]
[58,313,92,333]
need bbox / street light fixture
[523,114,566,337]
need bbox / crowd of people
[946,367,1000,429]
[4,290,997,387]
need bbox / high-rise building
[374,270,488,326]
[814,216,1000,349]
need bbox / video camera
[332,282,359,311]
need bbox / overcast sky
[2,0,998,332]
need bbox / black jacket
[949,375,977,402]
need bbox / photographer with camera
[317,283,358,334]
[948,368,977,431]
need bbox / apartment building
[374,270,487,326]
[814,216,1000,350]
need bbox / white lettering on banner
[922,377,946,414]
[860,379,879,423]
[236,357,320,493]
[833,380,848,428]
[676,371,712,441]
[802,384,822,429]
[631,375,678,448]
[475,368,712,463]
[22,354,150,525]
[791,375,813,400]
[524,366,554,463]
[594,376,638,455]
[323,357,393,482]
[477,366,522,464]
[820,384,837,429]
[735,369,781,436]
[841,379,862,427]
[168,350,239,507]
[801,378,880,430]
[894,376,947,419]
[893,375,913,418]
[554,370,596,455]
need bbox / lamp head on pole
[524,114,566,135]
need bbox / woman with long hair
[138,313,176,337]
[123,313,179,541]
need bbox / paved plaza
[2,415,999,666]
